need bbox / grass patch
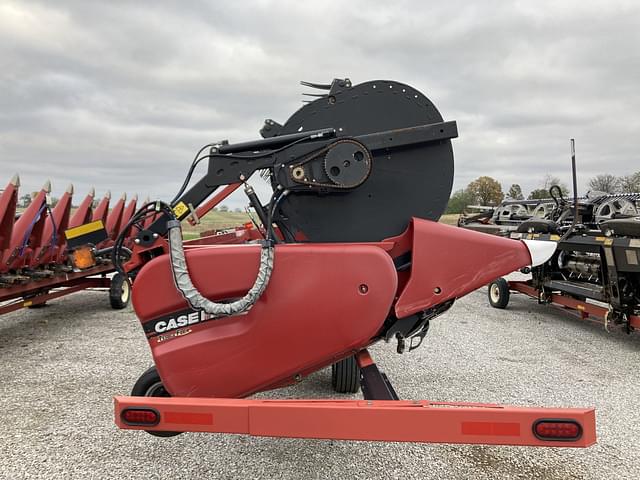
[439,214,460,226]
[182,211,251,238]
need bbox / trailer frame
[505,279,640,330]
[0,264,125,315]
[114,349,596,447]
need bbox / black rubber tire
[109,273,130,310]
[488,278,510,309]
[331,356,361,394]
[27,302,47,309]
[24,290,49,308]
[130,366,181,437]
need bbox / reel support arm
[150,120,457,236]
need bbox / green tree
[445,189,476,214]
[528,188,551,200]
[507,184,524,200]
[466,176,504,206]
[588,173,619,194]
[219,204,229,212]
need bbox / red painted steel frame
[104,194,127,243]
[35,186,73,265]
[509,281,640,329]
[394,220,532,317]
[0,176,19,252]
[114,395,595,447]
[68,190,95,229]
[2,186,50,272]
[188,183,242,226]
[92,193,110,224]
[119,217,597,447]
[0,265,113,315]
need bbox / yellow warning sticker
[550,235,560,241]
[173,202,189,218]
[65,220,105,240]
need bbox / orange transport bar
[114,396,595,447]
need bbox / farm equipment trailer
[461,142,640,333]
[75,79,595,447]
[0,175,138,315]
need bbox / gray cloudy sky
[2,0,639,209]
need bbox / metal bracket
[356,350,399,401]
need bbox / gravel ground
[1,285,639,480]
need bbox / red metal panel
[394,218,532,318]
[104,193,127,242]
[0,176,19,251]
[68,190,95,229]
[35,185,73,265]
[132,244,398,398]
[121,195,138,227]
[114,395,596,447]
[120,196,139,248]
[91,192,110,224]
[356,349,375,368]
[1,185,50,272]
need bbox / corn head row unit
[0,178,138,313]
[68,79,595,447]
[459,163,640,333]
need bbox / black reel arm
[149,117,457,237]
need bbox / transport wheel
[24,290,49,308]
[488,278,510,309]
[331,355,361,394]
[109,273,130,309]
[131,366,181,437]
[27,302,47,308]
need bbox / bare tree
[588,173,619,194]
[618,172,640,193]
[533,174,569,197]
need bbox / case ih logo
[144,309,213,337]
[143,307,247,338]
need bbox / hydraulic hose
[166,219,274,317]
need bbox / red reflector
[122,409,159,425]
[534,420,581,440]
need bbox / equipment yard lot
[1,286,638,480]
